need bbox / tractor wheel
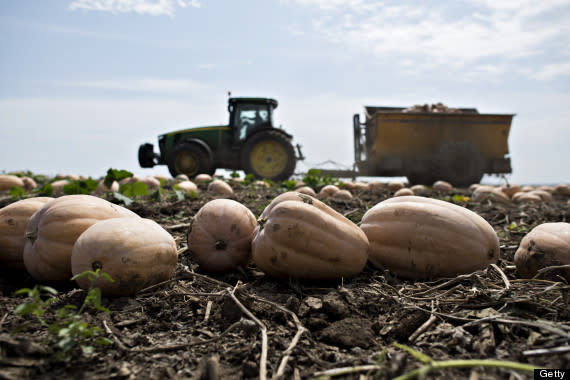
[167,143,214,178]
[433,142,484,187]
[241,131,296,181]
[406,172,437,186]
[138,143,155,168]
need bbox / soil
[1,184,569,380]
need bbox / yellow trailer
[353,106,514,186]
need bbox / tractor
[138,97,303,180]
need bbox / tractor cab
[228,97,278,142]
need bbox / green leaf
[39,286,58,295]
[112,191,133,206]
[71,270,97,281]
[9,186,27,199]
[36,183,53,196]
[172,189,185,201]
[131,182,148,197]
[63,179,98,195]
[104,168,133,188]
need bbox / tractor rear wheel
[167,143,214,178]
[241,131,296,181]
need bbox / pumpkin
[410,184,428,195]
[50,179,69,196]
[194,174,213,185]
[176,174,190,182]
[229,177,244,188]
[0,197,54,270]
[472,186,511,203]
[342,181,356,190]
[354,182,369,191]
[512,192,542,204]
[432,180,453,193]
[176,180,199,194]
[394,188,414,197]
[332,189,353,201]
[387,180,405,192]
[252,191,369,280]
[0,175,25,192]
[514,222,570,281]
[553,184,570,196]
[360,196,499,279]
[71,218,177,296]
[22,177,37,192]
[528,189,552,202]
[295,186,317,197]
[207,179,234,197]
[500,184,521,199]
[141,176,160,189]
[318,184,339,199]
[367,181,385,193]
[96,179,119,194]
[23,195,139,282]
[188,199,257,273]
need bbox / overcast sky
[1,0,569,185]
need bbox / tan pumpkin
[353,182,369,191]
[553,183,570,196]
[367,181,385,193]
[528,189,552,202]
[188,199,256,273]
[295,186,317,197]
[342,181,356,190]
[50,179,69,196]
[0,197,54,270]
[96,179,119,194]
[394,188,414,197]
[472,186,511,203]
[207,179,234,197]
[432,180,453,193]
[318,184,339,199]
[360,196,499,279]
[22,177,37,192]
[512,192,542,204]
[176,180,199,194]
[71,218,177,296]
[0,175,25,192]
[387,180,405,192]
[514,222,570,281]
[500,184,521,199]
[141,176,160,189]
[410,184,428,195]
[23,195,139,282]
[194,173,213,185]
[332,189,353,201]
[176,174,190,182]
[252,191,369,280]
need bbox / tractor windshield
[235,103,272,141]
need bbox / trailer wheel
[241,131,296,181]
[433,142,484,187]
[167,143,214,178]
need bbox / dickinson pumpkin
[252,191,369,280]
[360,196,499,279]
[23,195,139,282]
[0,197,54,270]
[0,175,25,192]
[71,218,178,296]
[514,222,570,281]
[188,199,257,273]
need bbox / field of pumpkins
[0,170,569,380]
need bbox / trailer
[327,104,515,187]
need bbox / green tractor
[138,97,304,180]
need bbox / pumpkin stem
[215,240,227,250]
[257,217,267,229]
[92,261,103,271]
[25,229,37,244]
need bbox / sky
[0,0,569,185]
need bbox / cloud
[68,0,201,17]
[285,0,570,81]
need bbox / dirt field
[1,182,569,379]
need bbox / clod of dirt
[322,292,350,319]
[318,317,375,348]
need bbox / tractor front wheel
[241,131,296,181]
[167,143,214,178]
